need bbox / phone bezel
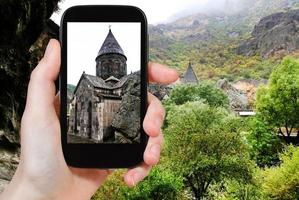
[60,5,148,168]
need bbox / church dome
[96,29,126,60]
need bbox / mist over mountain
[165,0,254,23]
[165,0,299,23]
[149,0,299,81]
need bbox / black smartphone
[60,5,148,168]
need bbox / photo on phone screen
[67,22,141,144]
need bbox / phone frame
[60,5,148,168]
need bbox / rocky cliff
[0,0,60,190]
[238,9,299,57]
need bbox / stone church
[68,28,140,143]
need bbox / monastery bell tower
[95,27,127,80]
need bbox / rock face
[0,11,59,190]
[148,84,172,101]
[233,79,267,107]
[111,72,173,143]
[238,9,299,57]
[217,79,249,110]
[112,72,141,143]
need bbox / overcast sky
[67,22,140,85]
[51,0,211,25]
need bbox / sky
[67,22,140,85]
[50,0,211,25]
[50,0,223,85]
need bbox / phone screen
[66,22,141,144]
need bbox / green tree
[255,57,299,139]
[245,116,282,167]
[260,146,299,200]
[165,83,229,108]
[164,101,252,199]
[219,180,263,200]
[92,168,184,200]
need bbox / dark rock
[0,1,59,186]
[0,147,19,180]
[217,79,249,110]
[148,84,172,101]
[111,72,141,143]
[0,179,9,193]
[111,72,172,143]
[238,9,299,58]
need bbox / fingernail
[151,144,160,158]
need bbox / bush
[92,168,184,200]
[165,83,229,108]
[122,167,184,200]
[245,116,283,167]
[260,146,299,200]
[218,180,263,200]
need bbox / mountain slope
[149,0,299,81]
[238,9,299,58]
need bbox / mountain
[149,0,299,81]
[67,84,75,102]
[238,9,299,58]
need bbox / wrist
[1,170,49,200]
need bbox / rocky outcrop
[112,72,141,143]
[148,84,172,101]
[217,79,249,110]
[233,79,267,107]
[111,72,172,143]
[0,16,59,191]
[238,9,299,58]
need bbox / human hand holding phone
[0,39,178,200]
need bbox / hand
[0,39,179,200]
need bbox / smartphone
[60,5,148,168]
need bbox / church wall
[68,78,95,140]
[93,87,122,142]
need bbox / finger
[143,93,165,137]
[148,62,179,83]
[124,163,151,187]
[25,39,61,114]
[54,92,60,120]
[144,133,164,166]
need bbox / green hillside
[149,0,299,81]
[67,84,76,93]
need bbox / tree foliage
[218,180,263,200]
[164,101,252,199]
[260,146,299,200]
[245,116,283,167]
[92,168,184,200]
[255,57,299,139]
[165,83,229,108]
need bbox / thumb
[25,39,61,114]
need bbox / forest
[92,57,299,200]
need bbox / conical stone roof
[183,62,199,84]
[96,29,126,60]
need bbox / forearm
[0,177,43,200]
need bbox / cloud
[166,0,254,23]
